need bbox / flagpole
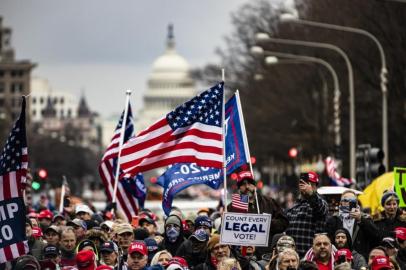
[112,90,132,208]
[236,90,260,214]
[59,175,68,213]
[221,69,228,212]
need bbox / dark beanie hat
[381,191,399,207]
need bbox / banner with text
[157,163,223,216]
[220,212,271,246]
[395,167,406,207]
[225,94,249,174]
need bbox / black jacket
[227,193,289,257]
[374,210,406,244]
[326,213,379,259]
[176,239,207,268]
[158,215,186,256]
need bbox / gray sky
[1,0,249,117]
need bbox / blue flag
[225,93,249,174]
[157,163,223,216]
[121,174,147,209]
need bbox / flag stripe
[137,117,168,137]
[121,140,222,168]
[125,156,223,176]
[99,161,137,220]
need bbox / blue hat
[144,238,159,260]
[100,241,118,253]
[194,216,212,229]
[381,191,399,207]
[189,229,209,242]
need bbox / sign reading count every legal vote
[220,212,271,247]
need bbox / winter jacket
[285,192,328,257]
[227,193,289,257]
[374,210,406,245]
[176,239,208,268]
[27,236,46,261]
[326,213,379,259]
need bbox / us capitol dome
[136,24,197,132]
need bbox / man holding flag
[227,170,289,257]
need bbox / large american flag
[119,82,224,177]
[99,104,141,221]
[231,194,249,212]
[0,97,29,263]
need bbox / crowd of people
[4,171,406,270]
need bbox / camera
[349,200,357,210]
[299,173,309,183]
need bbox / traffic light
[368,148,385,179]
[288,147,298,159]
[31,168,48,191]
[356,145,385,189]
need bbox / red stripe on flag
[3,173,11,200]
[137,118,168,137]
[125,156,223,176]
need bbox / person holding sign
[227,171,288,258]
[285,172,329,257]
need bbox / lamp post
[250,47,342,153]
[280,14,389,170]
[255,33,356,179]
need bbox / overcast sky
[1,1,254,117]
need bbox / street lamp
[280,13,389,170]
[250,46,342,156]
[255,33,356,179]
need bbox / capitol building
[136,24,197,132]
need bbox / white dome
[152,48,190,73]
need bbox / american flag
[119,82,224,177]
[325,156,354,186]
[99,104,141,221]
[231,194,249,212]
[0,97,29,263]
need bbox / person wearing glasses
[285,172,328,257]
[326,190,379,259]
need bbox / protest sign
[157,163,222,216]
[220,212,271,246]
[394,167,406,207]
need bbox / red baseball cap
[395,227,406,241]
[371,256,391,270]
[168,256,189,268]
[237,171,255,187]
[300,171,319,184]
[335,248,353,261]
[32,227,43,238]
[128,241,148,256]
[38,209,53,220]
[95,266,113,270]
[76,250,96,270]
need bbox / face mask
[166,227,180,242]
[339,205,351,213]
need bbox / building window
[32,110,36,116]
[60,110,64,118]
[60,97,64,104]
[40,97,44,104]
[11,83,24,93]
[0,98,4,106]
[0,82,4,93]
[32,97,36,104]
[0,70,4,77]
[67,109,72,118]
[54,97,58,104]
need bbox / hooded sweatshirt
[333,228,367,270]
